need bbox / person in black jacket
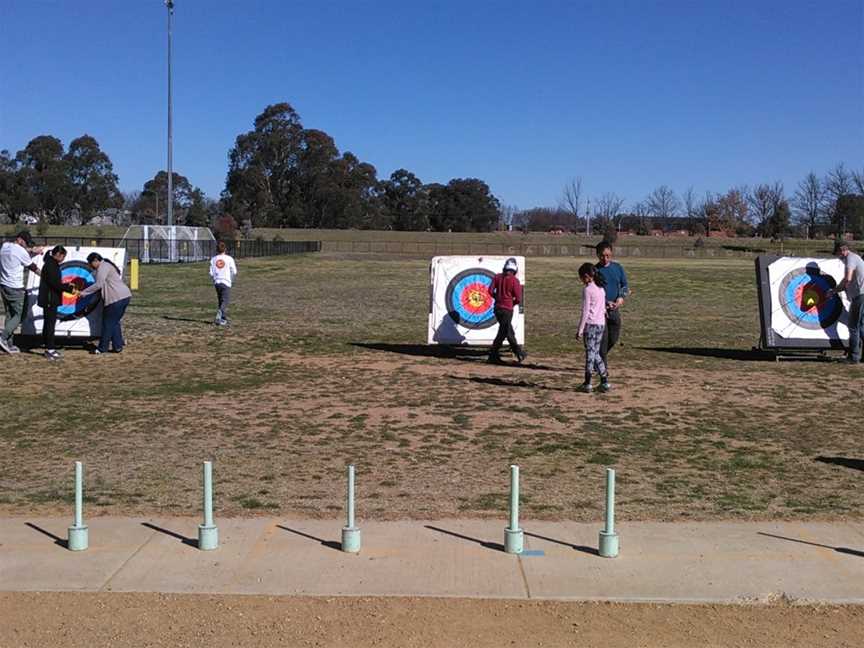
[37,246,75,360]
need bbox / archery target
[22,247,127,338]
[776,267,842,331]
[444,268,497,329]
[428,256,525,345]
[57,261,101,321]
[762,256,850,344]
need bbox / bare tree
[792,173,825,238]
[825,163,854,232]
[747,182,784,235]
[682,186,698,233]
[632,201,651,234]
[560,177,583,233]
[594,192,625,229]
[851,168,864,195]
[499,204,518,231]
[645,185,680,220]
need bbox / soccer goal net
[122,225,216,263]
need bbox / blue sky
[1,0,862,211]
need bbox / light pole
[165,0,174,230]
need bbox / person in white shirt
[829,240,864,364]
[209,240,238,326]
[0,231,42,354]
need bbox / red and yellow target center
[467,289,486,309]
[800,287,822,312]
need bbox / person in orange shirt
[488,257,526,364]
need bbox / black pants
[599,307,622,366]
[43,305,58,350]
[490,308,522,357]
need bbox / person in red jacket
[488,257,526,364]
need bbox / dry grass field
[0,253,861,522]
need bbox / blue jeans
[99,297,130,352]
[849,295,864,363]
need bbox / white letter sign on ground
[21,247,127,338]
[428,255,525,346]
[756,255,850,349]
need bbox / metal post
[198,460,218,550]
[341,464,361,552]
[67,461,88,551]
[165,0,174,230]
[504,464,523,554]
[598,468,619,557]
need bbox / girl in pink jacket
[576,263,610,393]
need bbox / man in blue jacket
[594,241,629,366]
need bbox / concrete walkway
[1,517,863,603]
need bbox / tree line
[0,101,500,234]
[513,167,864,240]
[2,102,861,238]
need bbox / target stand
[755,255,850,361]
[428,256,525,346]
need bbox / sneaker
[487,355,504,365]
[44,350,61,361]
[91,349,103,355]
[0,337,11,354]
[110,348,123,354]
[598,381,612,393]
[516,350,528,364]
[7,343,20,354]
[578,383,593,393]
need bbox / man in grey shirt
[830,240,864,364]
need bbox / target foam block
[755,255,851,350]
[428,256,525,346]
[22,247,127,339]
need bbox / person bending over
[77,252,132,354]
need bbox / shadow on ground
[350,342,486,359]
[638,346,776,362]
[446,374,571,392]
[525,531,599,556]
[351,342,570,371]
[758,531,864,558]
[815,456,864,472]
[276,525,342,551]
[424,525,505,552]
[141,522,198,548]
[25,522,67,549]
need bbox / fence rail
[22,237,321,262]
[321,240,827,259]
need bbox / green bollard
[598,468,619,557]
[341,464,361,553]
[67,461,89,551]
[504,464,524,554]
[197,461,219,550]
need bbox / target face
[444,268,496,329]
[777,267,842,330]
[58,261,101,321]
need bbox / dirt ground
[0,593,860,648]
[1,256,862,522]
